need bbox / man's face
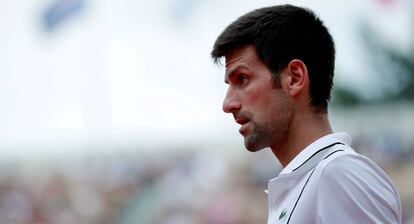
[223,45,292,152]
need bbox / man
[211,5,402,224]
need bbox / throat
[271,124,333,167]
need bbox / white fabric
[267,133,402,224]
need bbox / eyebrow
[225,64,249,84]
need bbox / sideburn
[271,74,282,89]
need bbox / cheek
[244,82,276,112]
[246,87,268,103]
[249,94,274,120]
[262,92,286,116]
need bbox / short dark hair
[211,4,335,111]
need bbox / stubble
[244,98,292,152]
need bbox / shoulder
[314,150,402,223]
[319,151,396,196]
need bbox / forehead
[225,45,259,70]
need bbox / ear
[284,59,308,97]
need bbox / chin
[244,140,266,152]
[246,147,264,152]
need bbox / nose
[222,88,241,113]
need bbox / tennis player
[211,5,402,223]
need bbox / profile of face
[223,45,293,152]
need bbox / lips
[239,122,250,135]
[235,116,249,125]
[234,114,250,135]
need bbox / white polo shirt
[267,133,402,224]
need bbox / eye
[237,74,247,82]
[237,74,248,85]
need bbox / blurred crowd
[0,133,413,224]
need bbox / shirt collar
[279,132,352,175]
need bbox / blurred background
[0,0,413,223]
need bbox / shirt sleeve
[316,155,402,224]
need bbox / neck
[271,111,332,167]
